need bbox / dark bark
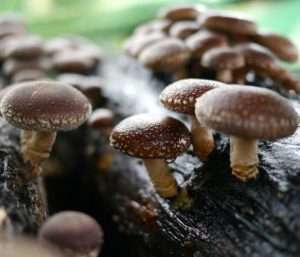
[0,121,47,234]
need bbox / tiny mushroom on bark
[195,86,298,181]
[0,80,91,177]
[110,114,191,198]
[39,211,104,257]
[160,79,225,159]
[88,108,114,137]
[201,47,245,83]
[253,32,298,62]
[138,38,190,79]
[200,12,257,36]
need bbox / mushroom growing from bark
[110,114,191,198]
[195,86,298,181]
[39,211,104,257]
[0,80,91,177]
[202,47,245,83]
[160,79,225,159]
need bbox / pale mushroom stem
[217,69,232,83]
[143,159,178,198]
[191,116,214,160]
[22,130,57,174]
[230,136,259,181]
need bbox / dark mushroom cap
[253,32,298,62]
[169,21,200,39]
[158,4,206,21]
[201,12,257,35]
[202,47,245,70]
[195,86,298,140]
[0,80,91,132]
[39,211,103,256]
[160,79,224,115]
[52,50,96,73]
[134,19,172,35]
[236,43,277,70]
[138,38,190,72]
[88,108,114,129]
[124,32,166,57]
[3,35,44,59]
[110,114,191,159]
[185,30,227,58]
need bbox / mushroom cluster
[124,4,300,93]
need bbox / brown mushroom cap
[134,19,172,35]
[235,43,277,70]
[202,47,245,70]
[185,30,227,58]
[253,32,298,62]
[39,211,103,256]
[138,38,190,72]
[110,114,191,159]
[158,4,206,21]
[88,108,114,129]
[0,80,91,132]
[195,86,298,140]
[200,12,257,35]
[124,32,166,57]
[169,21,200,39]
[3,35,44,59]
[160,79,224,115]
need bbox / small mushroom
[158,4,206,21]
[110,114,191,198]
[201,47,245,83]
[0,13,27,39]
[0,80,91,177]
[133,19,172,35]
[160,79,224,159]
[200,12,257,36]
[169,21,200,39]
[185,30,227,59]
[138,38,190,79]
[195,86,298,181]
[38,211,103,257]
[253,32,298,62]
[88,108,114,137]
[12,69,47,83]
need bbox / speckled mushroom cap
[110,114,191,159]
[0,80,91,132]
[39,211,103,256]
[195,86,298,140]
[200,12,257,35]
[158,4,206,21]
[185,30,227,58]
[253,32,298,62]
[88,108,114,129]
[236,43,277,70]
[202,47,245,70]
[138,38,190,72]
[160,79,224,115]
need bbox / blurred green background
[1,0,300,53]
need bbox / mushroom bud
[110,114,191,198]
[88,108,114,137]
[38,211,104,257]
[195,86,298,181]
[160,79,224,159]
[201,47,245,83]
[0,80,91,178]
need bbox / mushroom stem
[143,159,178,198]
[22,131,57,170]
[230,136,259,181]
[191,116,214,160]
[217,69,232,83]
